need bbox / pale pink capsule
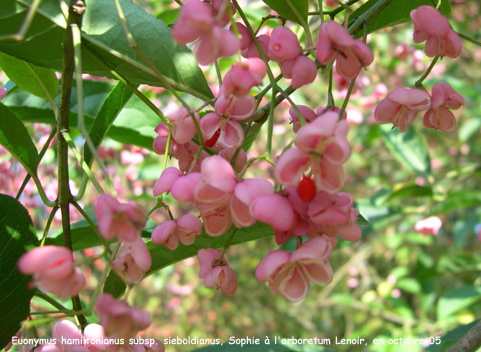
[229,178,274,228]
[112,237,152,284]
[241,35,271,60]
[250,194,296,232]
[52,320,88,352]
[198,248,237,295]
[95,194,146,243]
[232,22,252,50]
[84,324,109,351]
[152,214,202,249]
[18,245,74,281]
[153,167,181,196]
[172,0,215,44]
[221,58,266,97]
[375,88,430,132]
[410,6,462,58]
[316,21,373,80]
[268,26,301,63]
[94,294,151,340]
[166,107,200,144]
[194,156,236,203]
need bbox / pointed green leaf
[0,51,58,101]
[379,124,431,176]
[262,0,308,25]
[0,194,39,349]
[3,80,161,151]
[83,82,135,167]
[385,184,432,203]
[425,320,478,352]
[0,0,213,101]
[0,103,39,175]
[104,222,274,297]
[350,0,451,38]
[437,285,481,320]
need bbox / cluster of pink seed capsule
[147,0,374,301]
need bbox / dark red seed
[204,129,221,148]
[297,175,316,202]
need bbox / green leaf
[0,51,58,101]
[357,213,370,226]
[45,221,153,251]
[83,82,135,167]
[0,194,39,349]
[262,0,308,25]
[385,184,432,203]
[0,0,213,101]
[105,222,275,297]
[0,103,39,176]
[425,320,478,352]
[437,254,481,274]
[432,190,481,214]
[156,8,180,26]
[103,271,128,298]
[45,221,102,251]
[458,117,481,143]
[3,80,161,151]
[350,0,451,38]
[396,278,421,294]
[437,285,481,320]
[380,124,431,177]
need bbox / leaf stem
[62,131,105,194]
[414,56,439,88]
[40,206,59,247]
[72,25,113,194]
[87,242,122,312]
[34,291,71,313]
[457,32,481,47]
[16,127,57,201]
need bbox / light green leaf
[380,124,431,177]
[437,285,481,320]
[385,184,432,203]
[458,117,481,143]
[0,51,58,101]
[0,0,213,101]
[396,278,421,294]
[0,194,39,349]
[0,103,39,176]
